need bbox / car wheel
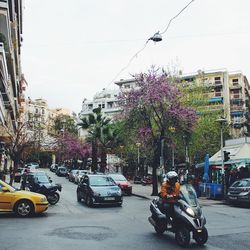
[85,195,93,207]
[14,200,34,217]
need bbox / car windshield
[180,184,198,207]
[35,174,50,183]
[89,176,116,186]
[232,179,250,187]
[110,175,127,181]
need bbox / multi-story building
[25,98,49,137]
[114,69,250,138]
[0,0,25,133]
[180,69,250,138]
[79,89,121,139]
[0,0,26,174]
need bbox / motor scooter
[148,184,208,247]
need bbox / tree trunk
[9,160,19,186]
[91,140,98,172]
[151,140,160,196]
[100,146,107,173]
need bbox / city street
[0,169,250,250]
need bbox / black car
[56,167,68,177]
[76,174,123,207]
[227,178,250,205]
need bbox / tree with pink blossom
[119,67,197,195]
[57,133,91,168]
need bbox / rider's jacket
[160,181,180,203]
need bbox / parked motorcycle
[21,171,62,205]
[148,184,208,247]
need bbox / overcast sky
[21,0,250,114]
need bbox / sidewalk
[131,183,226,206]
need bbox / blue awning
[231,111,244,116]
[208,97,223,103]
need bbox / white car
[25,162,39,171]
[75,170,91,184]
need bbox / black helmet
[166,171,178,184]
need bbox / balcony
[211,81,223,89]
[230,94,243,100]
[230,84,242,90]
[230,105,244,112]
[0,1,12,53]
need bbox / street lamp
[135,142,141,176]
[216,117,227,198]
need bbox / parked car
[25,162,39,172]
[76,174,123,207]
[0,179,48,217]
[68,169,78,182]
[75,170,91,184]
[227,178,250,205]
[56,167,68,177]
[50,164,58,172]
[108,174,132,195]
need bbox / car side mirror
[2,187,10,192]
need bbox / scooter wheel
[47,192,60,205]
[193,227,208,246]
[175,226,190,247]
[154,226,165,235]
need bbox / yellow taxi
[0,180,49,217]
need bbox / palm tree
[98,125,122,173]
[78,108,111,172]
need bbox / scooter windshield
[180,184,198,207]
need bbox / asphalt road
[0,169,250,250]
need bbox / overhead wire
[104,0,196,89]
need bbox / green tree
[78,107,111,172]
[54,114,77,135]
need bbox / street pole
[217,117,227,199]
[172,146,175,170]
[136,143,141,176]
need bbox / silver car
[227,178,250,205]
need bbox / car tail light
[241,188,250,192]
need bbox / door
[0,183,14,211]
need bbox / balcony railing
[230,105,244,112]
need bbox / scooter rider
[160,171,180,225]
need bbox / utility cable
[105,0,196,89]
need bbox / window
[232,78,239,86]
[42,109,45,114]
[102,104,105,109]
[35,108,38,114]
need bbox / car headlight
[185,207,195,217]
[41,197,47,202]
[117,189,122,195]
[92,191,100,196]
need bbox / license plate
[230,196,237,200]
[104,197,115,201]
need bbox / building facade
[180,69,250,138]
[78,89,121,139]
[0,0,26,175]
